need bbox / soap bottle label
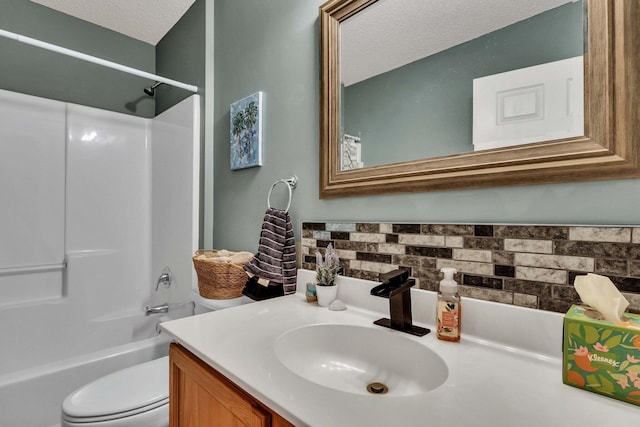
[437,300,460,340]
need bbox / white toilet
[61,356,169,427]
[61,293,253,427]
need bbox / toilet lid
[62,356,169,420]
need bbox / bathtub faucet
[155,267,173,291]
[145,303,169,316]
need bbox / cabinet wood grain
[169,343,294,427]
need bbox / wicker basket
[192,250,250,299]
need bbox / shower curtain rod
[0,28,198,93]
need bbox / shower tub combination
[0,88,200,427]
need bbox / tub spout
[145,303,169,316]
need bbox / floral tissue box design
[563,304,640,406]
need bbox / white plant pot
[316,284,337,307]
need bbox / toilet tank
[192,290,254,314]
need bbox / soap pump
[436,267,461,342]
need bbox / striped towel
[244,207,297,295]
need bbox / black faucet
[371,269,430,337]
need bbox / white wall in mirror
[472,56,584,151]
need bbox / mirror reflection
[339,0,584,171]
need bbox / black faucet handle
[388,278,415,297]
[371,268,413,298]
[378,268,410,286]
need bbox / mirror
[340,0,585,169]
[319,0,639,198]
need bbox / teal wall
[0,0,156,117]
[156,0,207,248]
[156,0,205,116]
[213,0,324,250]
[344,2,583,166]
[212,0,640,252]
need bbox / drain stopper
[366,382,389,394]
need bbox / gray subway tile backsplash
[301,222,640,314]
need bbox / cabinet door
[170,344,271,427]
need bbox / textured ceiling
[27,1,577,75]
[29,0,195,45]
[341,0,577,86]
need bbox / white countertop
[161,270,638,426]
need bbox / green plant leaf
[585,374,600,387]
[600,329,612,341]
[622,333,636,345]
[604,334,622,349]
[598,375,615,394]
[568,322,581,339]
[608,372,627,382]
[628,365,640,374]
[582,325,599,344]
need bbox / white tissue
[574,273,629,322]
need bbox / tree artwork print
[230,92,263,170]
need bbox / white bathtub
[0,90,201,427]
[0,311,189,427]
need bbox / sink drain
[366,382,389,394]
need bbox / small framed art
[230,91,263,170]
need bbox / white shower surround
[0,89,199,426]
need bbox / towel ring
[267,175,298,212]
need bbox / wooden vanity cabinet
[169,343,294,427]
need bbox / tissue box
[563,304,640,406]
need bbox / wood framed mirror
[319,0,639,198]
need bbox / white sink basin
[274,324,448,396]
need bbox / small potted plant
[315,243,340,306]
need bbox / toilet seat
[61,399,169,427]
[62,356,169,425]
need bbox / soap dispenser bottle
[436,267,461,342]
